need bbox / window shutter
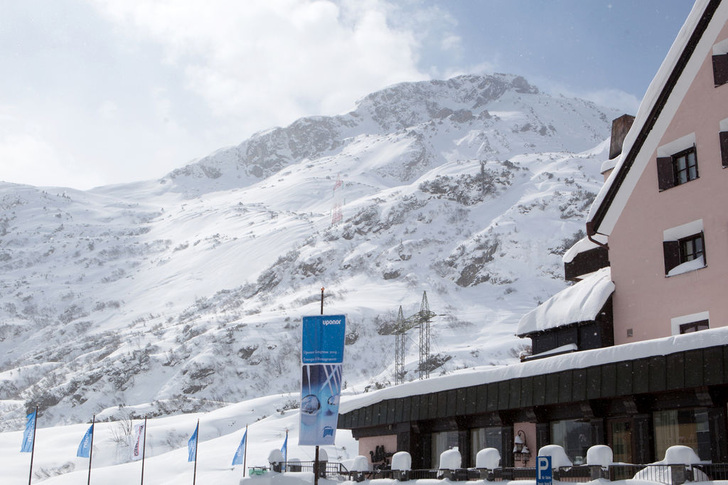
[721,132,728,167]
[663,240,680,275]
[656,156,674,191]
[713,54,728,86]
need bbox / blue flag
[281,432,288,471]
[231,429,247,466]
[77,424,94,458]
[187,423,198,462]
[20,409,37,453]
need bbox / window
[551,419,593,465]
[672,147,698,185]
[679,233,704,262]
[713,39,728,86]
[656,134,698,191]
[679,320,709,333]
[653,409,710,461]
[657,147,698,190]
[471,427,502,466]
[664,232,706,276]
[431,431,459,469]
[663,220,706,276]
[671,311,709,336]
[713,54,728,86]
[720,119,728,168]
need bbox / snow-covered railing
[331,464,728,484]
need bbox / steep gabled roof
[587,0,725,236]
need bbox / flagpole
[87,415,95,485]
[193,420,199,485]
[27,406,38,485]
[242,425,248,478]
[314,287,324,485]
[140,417,148,485]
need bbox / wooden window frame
[679,233,705,263]
[672,147,699,185]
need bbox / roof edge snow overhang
[588,0,721,236]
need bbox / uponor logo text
[322,319,341,326]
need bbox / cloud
[89,0,431,134]
[0,108,101,188]
[536,79,642,115]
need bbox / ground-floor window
[471,427,502,466]
[551,419,592,465]
[607,419,632,463]
[431,430,459,469]
[653,409,710,460]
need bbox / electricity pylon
[393,291,437,384]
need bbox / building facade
[339,0,728,470]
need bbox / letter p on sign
[536,456,552,485]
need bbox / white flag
[131,423,145,461]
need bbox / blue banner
[231,429,246,466]
[20,409,36,453]
[77,424,94,458]
[187,423,198,462]
[302,315,346,364]
[300,314,346,446]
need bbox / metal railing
[274,463,728,485]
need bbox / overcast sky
[1,0,695,190]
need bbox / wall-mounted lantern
[512,430,531,465]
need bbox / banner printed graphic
[299,315,345,446]
[131,423,145,461]
[20,409,36,453]
[77,424,94,458]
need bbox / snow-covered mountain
[0,74,618,430]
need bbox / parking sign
[537,456,552,485]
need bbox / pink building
[341,1,728,470]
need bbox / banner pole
[314,287,325,485]
[87,415,95,485]
[243,425,248,478]
[27,406,38,485]
[140,417,148,485]
[193,420,199,485]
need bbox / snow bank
[391,452,412,471]
[586,445,613,467]
[351,455,370,472]
[475,448,501,469]
[537,445,572,469]
[659,445,701,465]
[438,449,461,470]
[517,267,613,335]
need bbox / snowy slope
[0,74,618,431]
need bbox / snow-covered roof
[516,267,613,336]
[339,325,728,415]
[588,0,726,235]
[562,234,607,264]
